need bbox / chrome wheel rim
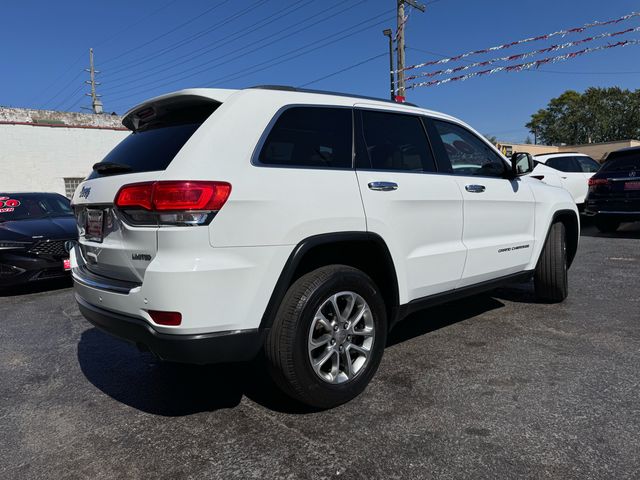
[307,291,375,384]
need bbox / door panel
[356,171,466,301]
[425,118,536,286]
[354,108,466,303]
[453,176,536,286]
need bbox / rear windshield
[0,194,72,222]
[601,152,640,172]
[88,123,201,179]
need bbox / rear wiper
[92,161,133,174]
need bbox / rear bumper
[76,293,265,364]
[585,197,640,219]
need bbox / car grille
[29,239,70,258]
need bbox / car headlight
[0,241,31,250]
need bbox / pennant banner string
[399,11,640,73]
[406,39,640,89]
[405,26,640,81]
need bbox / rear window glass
[601,152,640,172]
[0,194,72,222]
[546,157,581,173]
[574,156,600,173]
[358,110,436,172]
[258,107,352,169]
[88,123,201,179]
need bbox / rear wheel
[594,217,620,233]
[265,265,387,409]
[534,222,568,303]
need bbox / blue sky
[1,0,638,142]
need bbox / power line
[204,14,394,87]
[94,0,181,49]
[298,52,387,87]
[101,0,316,90]
[107,10,393,110]
[101,0,268,78]
[34,0,181,108]
[105,2,380,102]
[38,68,85,108]
[52,84,83,111]
[100,0,236,66]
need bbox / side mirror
[511,152,534,177]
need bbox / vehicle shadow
[387,294,506,347]
[0,277,72,297]
[77,290,511,416]
[580,222,640,240]
[77,327,312,416]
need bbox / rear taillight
[588,178,610,186]
[115,181,231,226]
[148,310,182,326]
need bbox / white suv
[71,86,579,408]
[531,152,601,209]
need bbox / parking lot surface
[1,223,639,479]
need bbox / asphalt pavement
[1,221,639,479]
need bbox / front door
[425,118,536,287]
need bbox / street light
[383,29,395,101]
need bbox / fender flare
[258,232,400,330]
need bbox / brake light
[115,183,153,210]
[153,181,231,211]
[588,178,610,186]
[114,181,231,226]
[148,310,182,326]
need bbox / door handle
[465,184,486,193]
[368,181,398,191]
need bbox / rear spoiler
[122,89,237,132]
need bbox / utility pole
[383,29,395,101]
[85,48,103,114]
[396,0,425,102]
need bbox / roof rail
[535,151,581,156]
[248,85,419,107]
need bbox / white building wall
[0,124,128,195]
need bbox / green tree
[526,87,640,145]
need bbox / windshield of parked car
[600,152,640,172]
[0,194,73,222]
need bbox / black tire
[265,265,387,409]
[594,217,620,233]
[534,222,568,303]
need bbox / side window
[258,107,352,168]
[575,156,600,173]
[431,120,506,177]
[357,110,436,172]
[546,157,581,172]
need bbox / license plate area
[85,209,105,243]
[624,181,640,191]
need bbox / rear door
[426,118,535,286]
[72,96,221,283]
[354,107,466,301]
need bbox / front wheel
[265,265,387,409]
[534,221,568,303]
